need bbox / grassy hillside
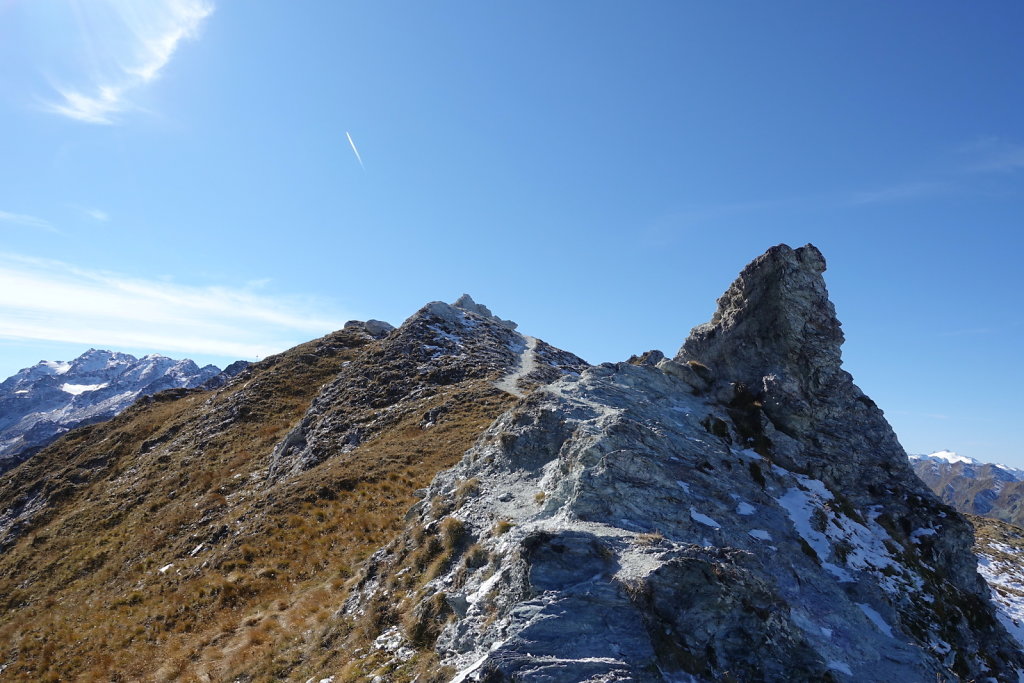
[0,325,516,681]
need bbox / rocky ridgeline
[269,295,587,481]
[344,245,1023,681]
[0,349,230,473]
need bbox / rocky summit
[0,244,1020,682]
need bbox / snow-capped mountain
[910,451,1024,525]
[911,450,979,466]
[0,349,223,473]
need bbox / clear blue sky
[1,2,1021,463]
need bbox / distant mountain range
[0,349,244,473]
[910,451,1024,526]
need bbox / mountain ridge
[0,245,1020,681]
[911,451,1024,526]
[340,244,1021,680]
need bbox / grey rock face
[343,319,396,339]
[345,244,1022,681]
[0,349,220,473]
[453,293,518,330]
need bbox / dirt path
[494,335,538,398]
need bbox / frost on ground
[972,515,1024,649]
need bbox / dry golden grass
[0,325,515,682]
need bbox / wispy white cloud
[0,211,59,234]
[0,253,353,360]
[84,208,110,222]
[43,0,214,124]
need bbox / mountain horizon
[0,244,1021,681]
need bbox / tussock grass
[0,325,514,682]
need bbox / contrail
[345,131,364,169]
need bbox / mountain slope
[911,452,1024,526]
[0,299,586,682]
[0,349,226,473]
[336,245,1022,681]
[1,247,1020,682]
[972,514,1024,651]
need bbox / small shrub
[463,544,489,569]
[810,507,829,533]
[635,532,664,547]
[439,517,466,549]
[493,520,514,536]
[833,539,853,564]
[455,478,480,503]
[403,591,451,648]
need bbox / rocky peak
[678,243,842,399]
[452,293,518,330]
[267,296,585,481]
[673,244,898,487]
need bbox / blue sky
[1,2,1022,463]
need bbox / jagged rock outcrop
[452,294,518,330]
[343,244,1023,681]
[0,349,221,473]
[344,319,397,339]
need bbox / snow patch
[689,507,720,529]
[61,383,108,395]
[976,543,1024,649]
[775,473,909,591]
[911,450,978,465]
[736,501,755,516]
[748,529,772,541]
[41,360,71,374]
